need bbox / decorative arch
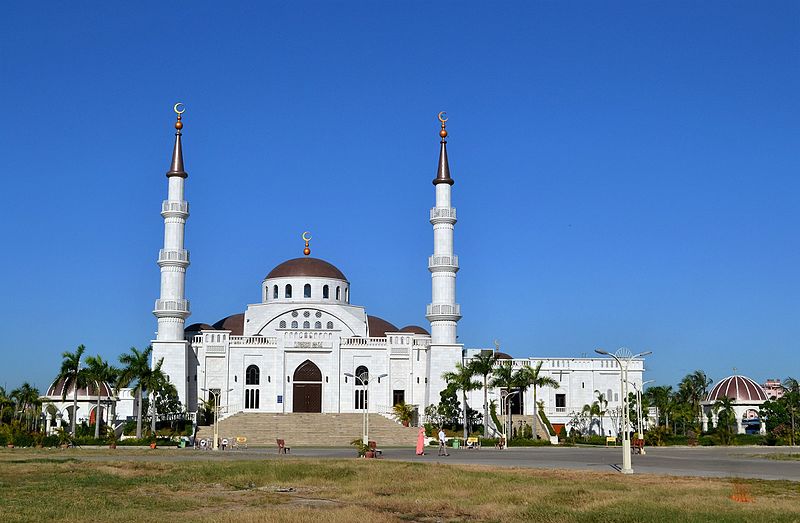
[293,360,322,413]
[294,360,323,382]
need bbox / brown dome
[495,352,513,360]
[266,257,347,281]
[212,313,245,336]
[46,378,113,399]
[185,323,214,332]
[367,315,399,337]
[706,375,768,403]
[400,325,430,335]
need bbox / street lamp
[344,371,388,444]
[595,348,652,474]
[200,387,233,450]
[500,390,519,446]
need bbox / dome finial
[433,111,454,185]
[437,111,448,141]
[166,103,187,178]
[302,231,312,256]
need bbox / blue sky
[0,2,797,392]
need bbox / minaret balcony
[161,200,189,217]
[430,207,457,224]
[153,298,191,319]
[425,303,462,322]
[158,249,190,267]
[428,255,459,272]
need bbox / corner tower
[152,103,193,410]
[426,112,463,403]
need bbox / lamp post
[200,387,233,450]
[500,390,519,445]
[595,348,652,474]
[345,371,387,444]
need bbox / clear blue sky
[1,2,797,392]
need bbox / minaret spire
[433,111,453,185]
[152,102,192,412]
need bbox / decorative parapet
[340,337,388,349]
[425,303,462,322]
[429,206,457,224]
[153,298,190,318]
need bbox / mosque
[150,106,644,438]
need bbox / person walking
[438,427,449,456]
[416,426,426,455]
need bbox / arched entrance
[293,360,322,413]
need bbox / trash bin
[179,440,186,449]
[452,439,460,449]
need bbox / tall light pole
[500,390,518,445]
[345,371,387,444]
[632,379,655,434]
[595,348,652,474]
[201,387,233,450]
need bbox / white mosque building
[150,107,643,438]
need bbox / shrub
[508,438,551,447]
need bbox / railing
[428,255,459,269]
[390,347,409,356]
[161,200,189,214]
[158,249,190,263]
[206,345,225,354]
[430,207,456,220]
[413,338,431,347]
[229,336,277,347]
[340,337,388,348]
[425,303,461,316]
[154,298,190,313]
[555,407,566,413]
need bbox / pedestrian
[416,425,426,455]
[438,427,449,456]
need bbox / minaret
[152,103,192,409]
[426,112,463,408]
[426,111,461,343]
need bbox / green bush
[699,435,715,446]
[508,438,551,447]
[733,434,766,446]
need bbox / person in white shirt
[438,428,449,456]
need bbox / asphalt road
[67,445,800,481]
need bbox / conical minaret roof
[166,104,187,178]
[433,112,454,185]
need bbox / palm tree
[55,345,88,436]
[10,383,39,430]
[644,385,673,427]
[713,396,737,444]
[119,346,152,439]
[0,386,12,424]
[467,350,498,437]
[593,390,609,436]
[490,361,521,437]
[582,402,600,435]
[142,358,171,435]
[85,355,115,439]
[679,370,711,431]
[782,377,799,446]
[519,361,559,438]
[442,362,481,440]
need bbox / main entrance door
[293,360,322,413]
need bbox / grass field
[1,449,799,522]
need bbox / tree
[644,385,673,427]
[782,377,799,446]
[55,345,88,436]
[0,386,12,424]
[593,390,609,436]
[142,360,172,435]
[118,346,152,439]
[713,396,737,445]
[490,361,526,437]
[85,355,115,440]
[468,350,498,437]
[442,362,481,440]
[519,361,558,438]
[679,370,712,431]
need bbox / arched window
[273,285,278,299]
[354,365,369,410]
[345,288,349,303]
[291,320,298,329]
[323,285,329,299]
[355,365,369,385]
[303,321,310,329]
[314,321,321,329]
[326,321,334,329]
[285,284,292,298]
[246,365,260,385]
[279,320,286,329]
[304,283,311,298]
[336,286,340,300]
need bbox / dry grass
[0,449,799,522]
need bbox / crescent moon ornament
[302,231,312,242]
[437,111,448,124]
[173,103,186,115]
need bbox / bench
[466,437,480,449]
[606,436,618,447]
[277,439,290,454]
[368,440,382,457]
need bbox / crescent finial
[437,111,448,124]
[302,231,312,242]
[173,102,186,115]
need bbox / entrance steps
[198,412,418,447]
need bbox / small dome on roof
[367,315,398,337]
[706,375,768,403]
[266,257,347,281]
[399,325,430,335]
[495,352,513,360]
[212,313,245,336]
[46,378,113,399]
[185,323,214,332]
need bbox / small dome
[185,323,214,332]
[495,352,513,360]
[46,378,113,399]
[399,325,430,335]
[212,313,245,336]
[706,375,768,403]
[266,257,347,281]
[367,315,398,337]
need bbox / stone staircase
[197,413,418,447]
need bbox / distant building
[763,379,784,400]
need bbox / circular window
[315,311,322,318]
[303,311,310,318]
[291,311,298,318]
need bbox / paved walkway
[66,445,800,481]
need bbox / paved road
[61,445,800,481]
